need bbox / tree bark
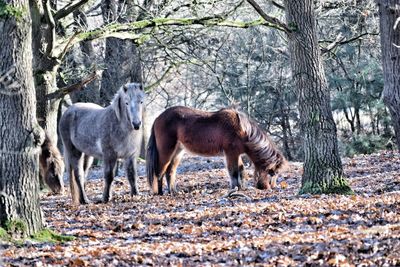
[30,0,61,142]
[0,0,44,236]
[284,0,352,194]
[70,9,100,103]
[378,0,400,152]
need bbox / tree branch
[43,0,56,56]
[246,0,290,33]
[55,16,287,52]
[46,71,98,100]
[270,0,284,10]
[320,32,379,54]
[53,0,89,21]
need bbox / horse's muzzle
[133,121,141,130]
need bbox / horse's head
[254,160,288,189]
[254,169,273,190]
[114,83,145,130]
[40,140,65,194]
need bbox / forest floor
[1,151,400,266]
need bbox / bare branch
[246,0,290,33]
[53,0,90,21]
[145,65,175,92]
[43,0,56,56]
[46,71,98,100]
[57,31,80,60]
[320,32,379,54]
[270,0,284,10]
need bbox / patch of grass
[0,227,9,240]
[0,0,25,20]
[4,219,26,236]
[31,229,75,243]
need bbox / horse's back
[154,106,245,156]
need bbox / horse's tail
[146,125,159,193]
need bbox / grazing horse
[59,83,145,204]
[39,133,65,194]
[146,106,287,195]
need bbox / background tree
[283,0,352,194]
[0,0,44,236]
[378,0,400,152]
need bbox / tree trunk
[101,0,145,156]
[355,106,362,134]
[378,0,400,152]
[70,9,100,103]
[284,0,352,194]
[30,0,61,142]
[0,0,44,236]
[280,101,293,160]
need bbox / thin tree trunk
[0,0,44,236]
[343,108,356,133]
[355,107,362,134]
[70,9,100,103]
[378,0,400,152]
[284,0,352,194]
[30,0,61,142]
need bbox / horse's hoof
[80,199,91,205]
[130,189,140,196]
[94,198,109,204]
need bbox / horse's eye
[125,102,129,105]
[140,101,143,104]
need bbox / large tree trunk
[378,0,400,152]
[30,0,61,142]
[284,0,352,194]
[0,0,44,236]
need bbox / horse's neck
[105,105,134,134]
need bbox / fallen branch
[221,187,253,201]
[46,71,98,100]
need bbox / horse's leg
[238,156,248,188]
[124,156,139,196]
[165,148,184,195]
[63,144,90,204]
[155,144,177,195]
[225,152,243,190]
[102,156,117,203]
[83,155,94,180]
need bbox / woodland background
[59,0,393,160]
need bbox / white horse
[59,83,145,204]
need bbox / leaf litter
[0,151,399,266]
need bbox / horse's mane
[41,133,64,168]
[237,111,287,174]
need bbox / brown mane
[238,112,287,174]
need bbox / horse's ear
[139,83,144,91]
[123,85,128,93]
[113,95,122,121]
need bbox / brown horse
[146,106,287,195]
[39,133,65,194]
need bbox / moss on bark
[31,229,75,243]
[299,176,354,195]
